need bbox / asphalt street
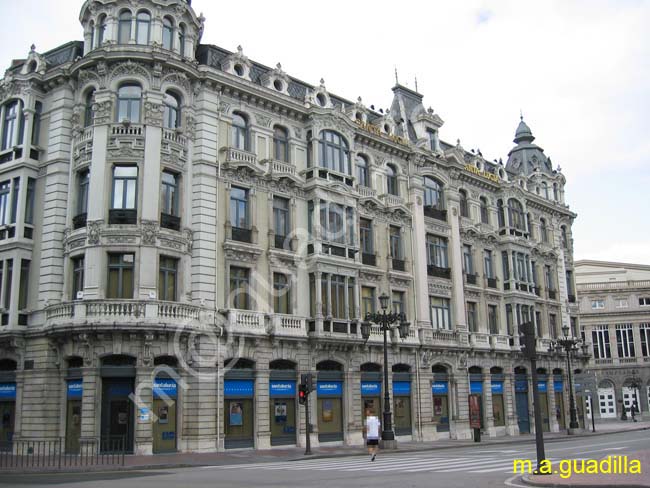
[2,430,648,488]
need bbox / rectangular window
[488,305,498,334]
[592,325,612,359]
[426,235,448,268]
[161,171,179,216]
[535,311,543,338]
[77,170,90,216]
[273,196,290,246]
[347,278,355,319]
[230,266,250,310]
[112,166,138,209]
[640,297,650,307]
[427,129,437,151]
[330,275,346,319]
[24,177,35,225]
[506,304,513,335]
[483,250,493,279]
[641,324,650,357]
[0,181,10,225]
[307,200,313,238]
[72,256,84,299]
[591,300,605,310]
[462,244,473,275]
[3,259,12,309]
[107,253,134,299]
[467,302,477,332]
[392,291,405,315]
[360,218,373,254]
[230,186,249,229]
[10,178,19,224]
[389,226,402,259]
[570,316,578,337]
[545,265,554,291]
[430,297,451,330]
[549,314,557,339]
[615,299,629,309]
[158,256,178,302]
[361,286,375,317]
[18,259,29,310]
[616,324,635,358]
[501,251,510,281]
[273,273,290,314]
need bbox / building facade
[575,260,650,423]
[0,0,584,454]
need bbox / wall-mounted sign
[361,381,381,396]
[354,119,408,146]
[432,381,448,395]
[470,381,483,394]
[67,380,83,399]
[464,163,500,183]
[153,379,177,399]
[537,381,548,393]
[269,381,296,398]
[393,381,411,396]
[491,382,504,394]
[317,381,342,397]
[554,380,564,393]
[224,380,254,398]
[0,383,16,400]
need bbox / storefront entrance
[101,379,134,453]
[393,375,412,436]
[65,380,83,453]
[537,377,550,432]
[515,374,530,434]
[152,378,178,453]
[554,376,565,430]
[269,378,296,446]
[469,372,484,430]
[0,382,16,451]
[317,362,344,443]
[361,379,381,426]
[432,378,450,432]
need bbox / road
[2,430,648,488]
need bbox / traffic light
[298,384,308,405]
[300,373,314,393]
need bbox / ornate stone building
[0,0,584,454]
[575,260,650,423]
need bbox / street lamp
[548,323,581,433]
[361,292,410,448]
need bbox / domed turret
[505,116,553,176]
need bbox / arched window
[178,24,186,56]
[97,15,107,47]
[423,177,443,209]
[162,17,174,50]
[231,112,248,150]
[163,91,181,129]
[507,198,525,231]
[542,181,549,199]
[273,125,289,162]
[116,83,142,123]
[1,100,21,150]
[386,164,398,196]
[561,225,568,248]
[356,154,369,187]
[540,218,548,243]
[89,21,95,50]
[459,189,469,217]
[318,130,349,174]
[136,11,151,45]
[480,196,489,224]
[118,10,132,44]
[84,90,95,128]
[527,212,533,237]
[497,199,505,227]
[553,183,559,201]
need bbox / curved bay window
[97,15,107,47]
[1,100,23,151]
[178,24,186,56]
[135,11,151,45]
[163,92,181,129]
[158,256,178,301]
[273,126,289,162]
[162,17,174,50]
[74,169,90,229]
[318,130,349,174]
[355,154,369,188]
[386,164,398,196]
[110,166,138,224]
[423,176,445,220]
[459,189,469,218]
[161,171,180,230]
[118,10,132,44]
[107,253,134,299]
[231,113,249,151]
[507,198,525,232]
[84,90,95,128]
[116,84,141,123]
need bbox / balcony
[547,289,557,300]
[381,194,405,207]
[160,213,181,231]
[45,300,203,328]
[268,314,307,338]
[231,226,252,243]
[264,159,300,182]
[108,209,137,225]
[490,334,511,350]
[357,186,377,199]
[362,253,377,266]
[428,328,458,346]
[487,277,498,289]
[72,213,87,230]
[427,265,451,279]
[304,167,354,187]
[224,309,267,337]
[221,146,261,172]
[465,273,478,285]
[274,234,292,251]
[423,206,447,221]
[392,258,406,272]
[533,286,542,297]
[470,332,490,348]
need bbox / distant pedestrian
[632,401,639,422]
[365,414,380,461]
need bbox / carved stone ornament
[109,60,152,85]
[93,100,113,125]
[87,220,102,245]
[144,102,164,127]
[254,113,272,128]
[141,220,159,245]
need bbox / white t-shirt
[366,416,381,439]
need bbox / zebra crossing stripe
[467,458,560,474]
[407,457,523,473]
[349,457,482,472]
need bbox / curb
[521,474,648,488]
[1,425,648,475]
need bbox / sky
[1,0,648,265]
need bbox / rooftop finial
[415,76,418,92]
[30,44,36,52]
[394,67,398,85]
[520,109,523,121]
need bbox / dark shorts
[367,439,379,446]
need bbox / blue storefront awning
[361,381,381,396]
[432,381,448,395]
[317,381,342,397]
[269,381,296,398]
[393,381,411,396]
[224,379,254,398]
[491,382,503,394]
[67,380,83,399]
[0,383,16,400]
[153,379,178,399]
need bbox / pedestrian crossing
[206,453,561,475]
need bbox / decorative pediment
[260,63,290,96]
[220,45,253,81]
[306,78,333,109]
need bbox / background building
[575,260,650,423]
[0,0,583,454]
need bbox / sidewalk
[2,420,649,474]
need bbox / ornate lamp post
[549,323,582,433]
[361,292,410,448]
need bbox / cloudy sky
[1,0,648,265]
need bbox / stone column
[255,366,271,449]
[134,366,153,455]
[483,373,495,436]
[504,371,518,436]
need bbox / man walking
[365,414,380,461]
